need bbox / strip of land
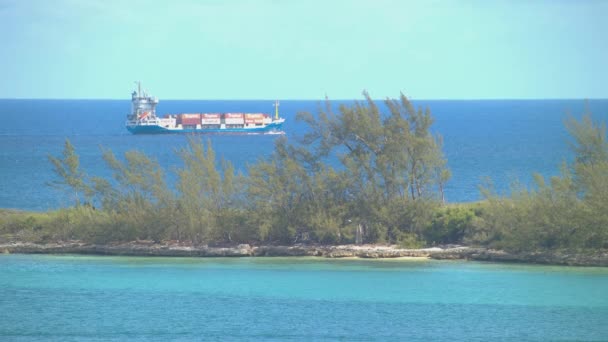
[2,242,607,267]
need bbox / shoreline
[2,242,608,267]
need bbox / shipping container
[201,113,221,118]
[177,113,201,125]
[180,119,198,125]
[201,118,221,125]
[181,113,201,119]
[244,113,266,119]
[225,118,245,125]
[245,118,264,124]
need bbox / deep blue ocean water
[1,99,607,210]
[1,255,607,341]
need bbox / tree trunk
[355,223,363,245]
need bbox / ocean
[1,99,607,210]
[1,254,607,341]
[3,101,608,341]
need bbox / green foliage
[565,113,608,166]
[0,206,114,244]
[48,139,92,205]
[425,205,476,245]
[25,104,608,254]
[478,113,608,252]
[0,210,48,242]
[394,231,425,249]
[30,92,452,246]
[176,137,243,244]
[246,137,316,243]
[298,92,449,203]
[100,148,175,242]
[294,91,450,244]
[30,101,608,253]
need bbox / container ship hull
[126,120,285,134]
[125,83,285,135]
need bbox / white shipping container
[159,118,176,127]
[225,118,245,125]
[201,118,221,124]
[245,118,264,124]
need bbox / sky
[0,0,606,99]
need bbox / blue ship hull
[125,83,285,135]
[127,121,284,135]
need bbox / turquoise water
[1,255,607,341]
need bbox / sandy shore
[1,241,607,267]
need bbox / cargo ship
[126,82,285,134]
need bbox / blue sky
[1,0,606,99]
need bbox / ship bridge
[129,82,159,120]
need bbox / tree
[246,137,310,243]
[479,113,608,251]
[565,113,608,247]
[48,139,92,205]
[100,148,174,242]
[296,91,450,243]
[565,113,608,166]
[42,92,454,247]
[176,137,242,244]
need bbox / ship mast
[274,100,280,120]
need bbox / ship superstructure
[126,82,285,134]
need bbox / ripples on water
[1,255,607,341]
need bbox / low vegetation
[474,114,608,251]
[1,95,606,253]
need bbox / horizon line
[1,97,607,101]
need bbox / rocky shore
[2,241,607,267]
[430,247,608,267]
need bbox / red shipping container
[202,113,221,118]
[177,113,201,125]
[180,119,200,125]
[181,113,201,119]
[225,113,244,118]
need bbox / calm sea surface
[2,101,607,341]
[1,255,607,341]
[1,99,607,210]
